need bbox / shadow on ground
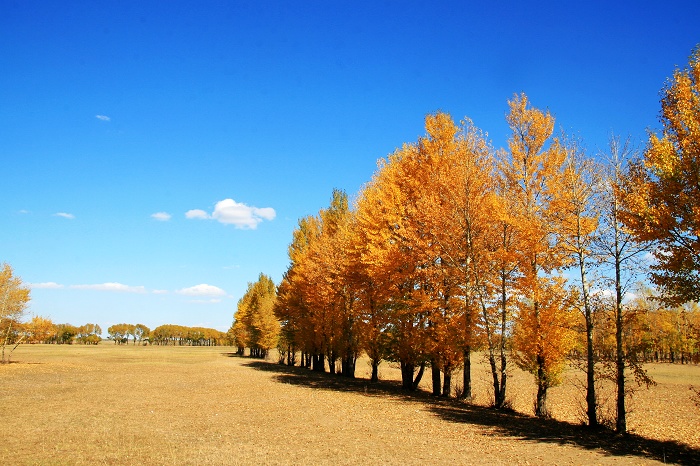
[231,355,700,465]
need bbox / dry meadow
[1,344,699,465]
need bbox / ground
[1,344,698,465]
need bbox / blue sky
[2,1,699,333]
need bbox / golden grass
[1,344,698,465]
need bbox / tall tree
[1,263,31,363]
[414,114,497,399]
[232,273,279,358]
[552,138,602,426]
[501,94,576,417]
[620,45,700,306]
[597,135,654,433]
[353,141,433,390]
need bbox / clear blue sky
[2,1,699,333]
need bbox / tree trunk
[370,359,379,382]
[431,361,441,396]
[614,217,627,434]
[312,353,325,372]
[535,354,549,417]
[462,346,472,399]
[342,353,356,378]
[401,362,414,390]
[442,372,452,397]
[412,362,426,391]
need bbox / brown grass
[1,344,698,465]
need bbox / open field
[1,345,699,465]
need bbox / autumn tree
[596,135,654,433]
[501,94,577,417]
[231,273,279,358]
[275,190,359,375]
[1,263,31,363]
[409,114,500,398]
[275,216,322,369]
[77,323,102,345]
[133,324,150,345]
[54,323,78,344]
[620,45,700,306]
[552,138,602,426]
[353,138,437,390]
[108,323,131,344]
[26,315,55,344]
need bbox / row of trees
[23,317,103,345]
[149,324,228,346]
[267,47,700,432]
[107,323,150,345]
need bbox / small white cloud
[18,209,30,214]
[70,283,146,293]
[54,212,75,220]
[152,289,168,295]
[29,282,64,289]
[176,284,227,297]
[212,199,276,229]
[96,115,111,121]
[189,298,222,304]
[151,212,172,222]
[185,199,275,229]
[185,209,210,220]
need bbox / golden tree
[1,263,31,363]
[551,138,602,426]
[500,94,577,417]
[621,45,700,305]
[353,140,434,390]
[231,273,279,358]
[26,315,55,344]
[412,113,499,398]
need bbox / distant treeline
[7,317,230,347]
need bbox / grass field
[1,344,699,465]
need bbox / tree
[77,323,102,345]
[107,323,130,345]
[232,273,279,358]
[26,315,55,344]
[501,94,576,417]
[1,263,31,363]
[412,114,498,399]
[133,324,150,345]
[597,135,654,433]
[54,323,79,344]
[552,138,602,426]
[620,45,700,306]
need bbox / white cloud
[185,209,210,220]
[189,298,223,304]
[54,212,75,220]
[18,209,30,214]
[212,199,276,229]
[29,282,64,289]
[185,199,275,229]
[176,284,227,297]
[70,283,147,293]
[96,115,111,121]
[151,212,172,221]
[152,289,168,295]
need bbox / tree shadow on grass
[239,357,700,465]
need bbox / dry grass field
[1,344,699,465]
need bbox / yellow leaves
[620,44,700,304]
[0,263,31,322]
[512,277,577,387]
